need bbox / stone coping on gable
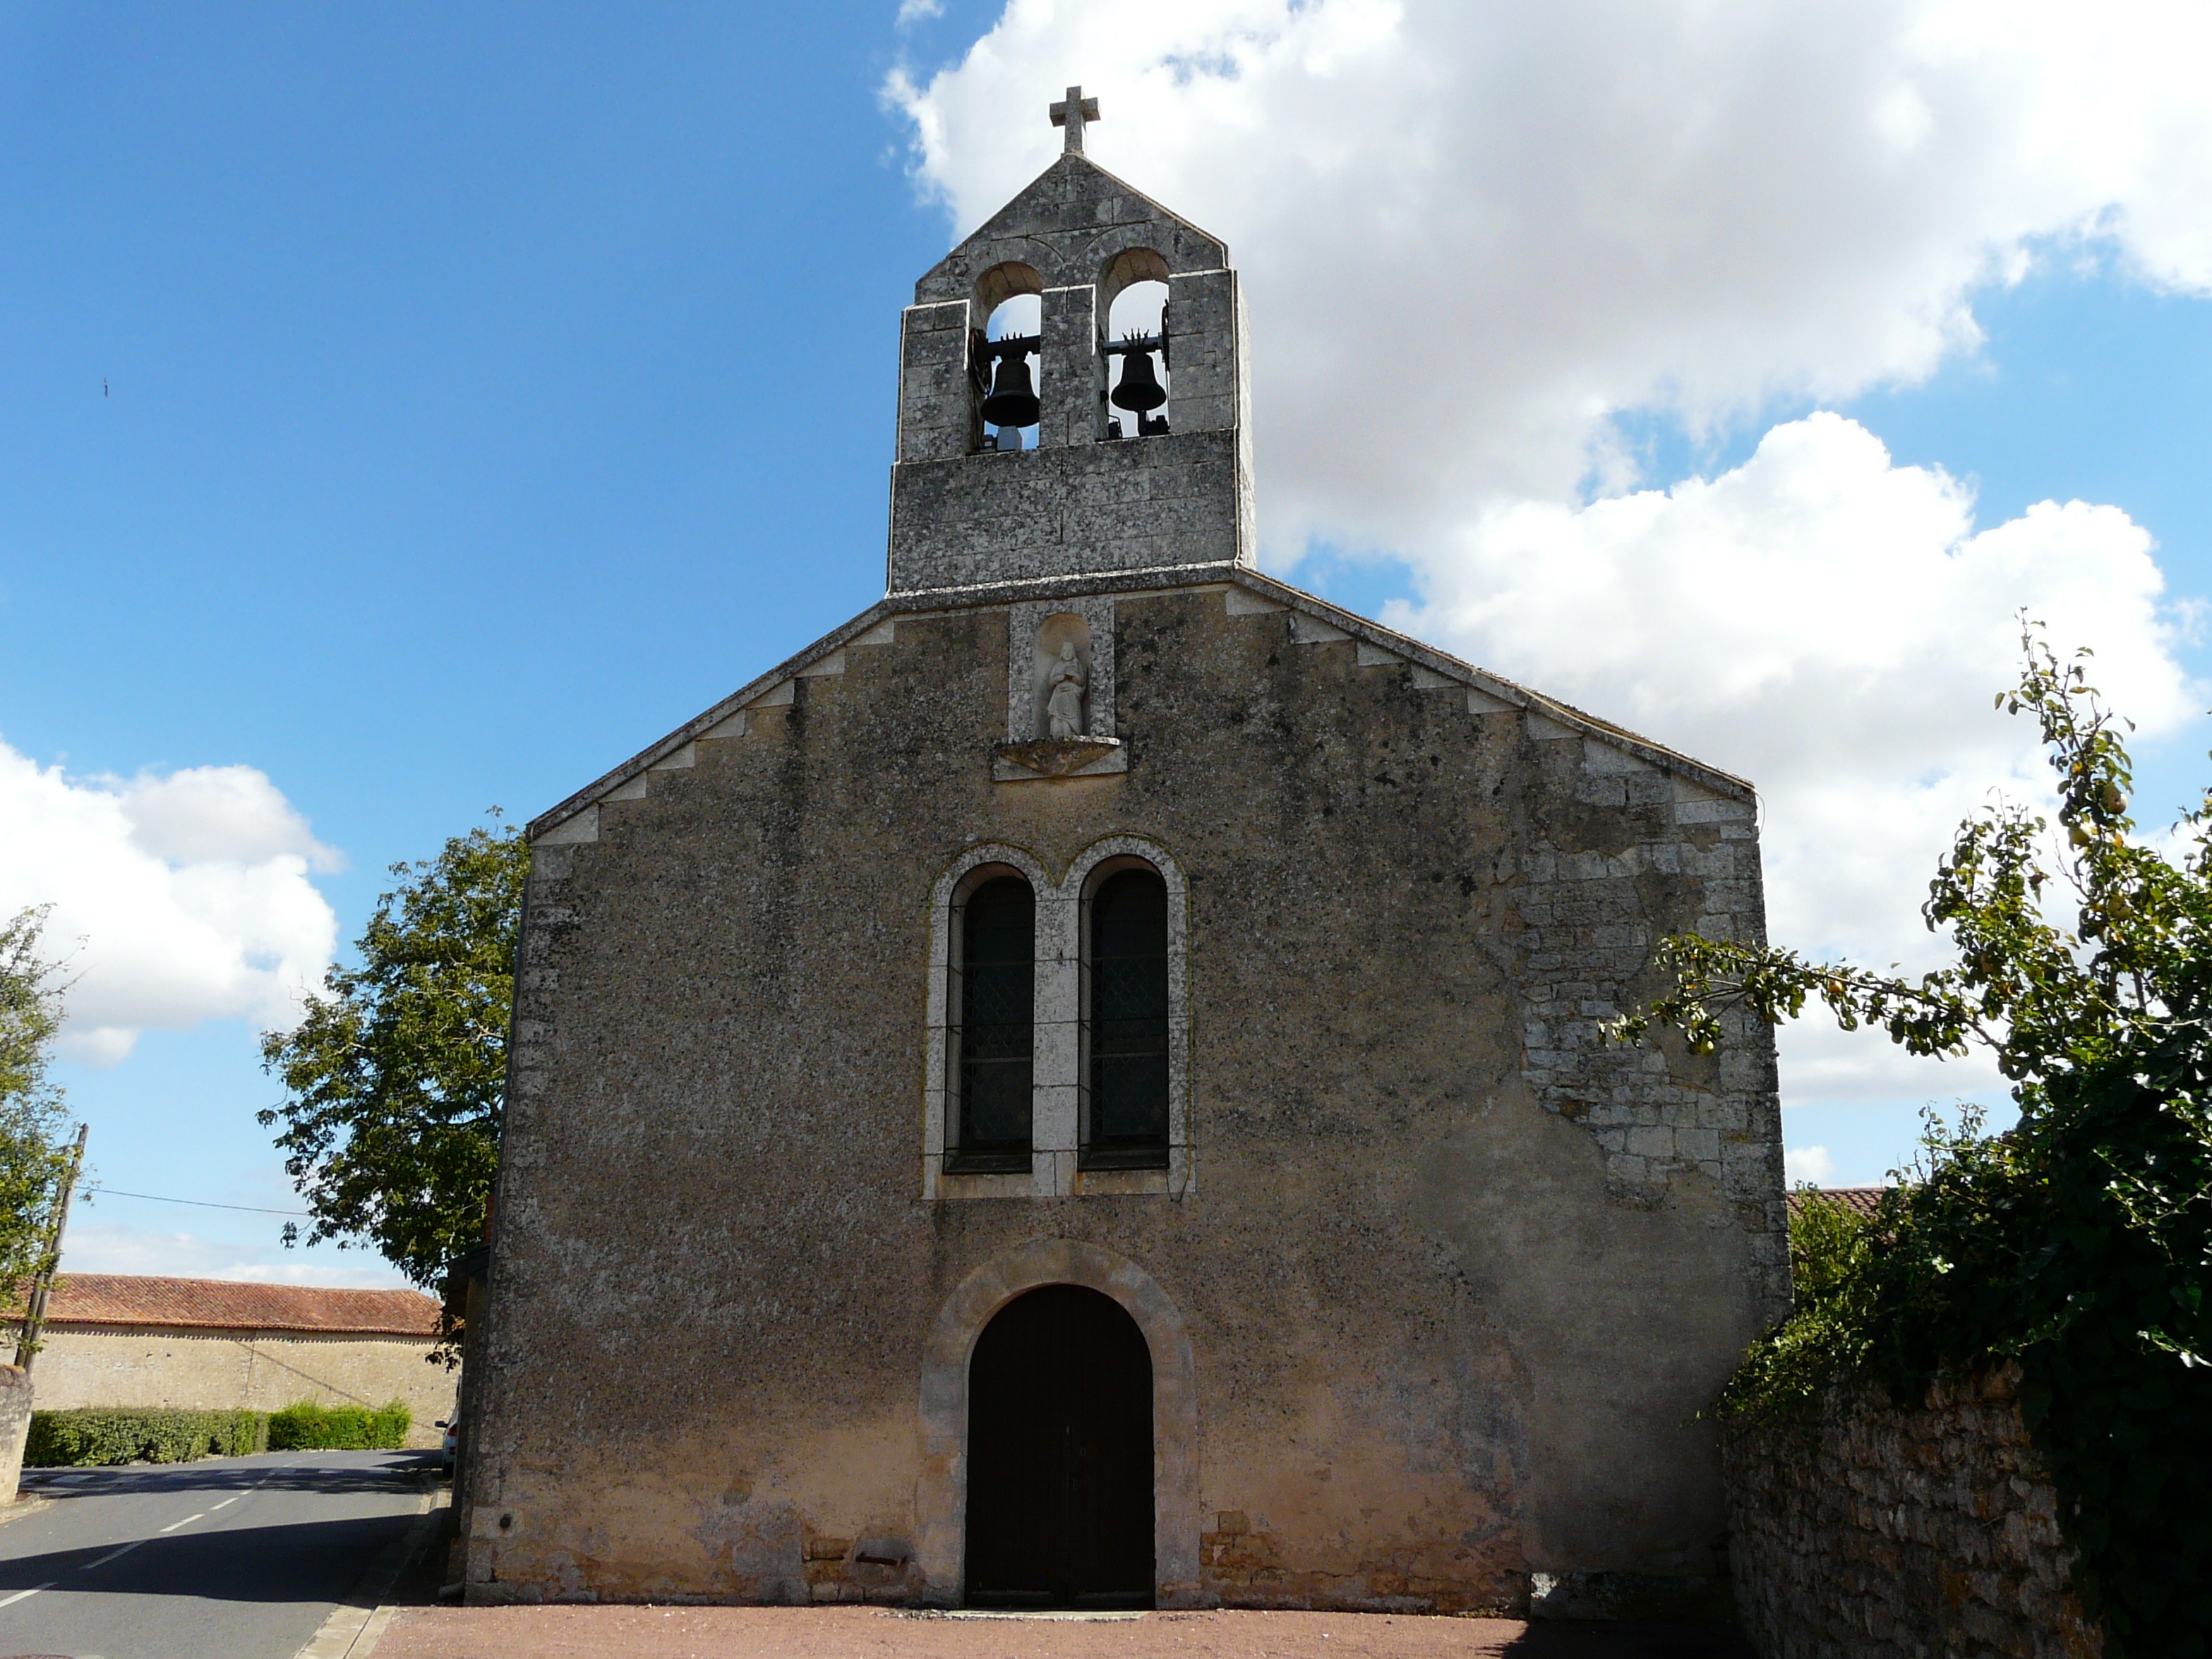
[909,150,1230,306]
[525,564,1757,845]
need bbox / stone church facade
[467,123,1787,1615]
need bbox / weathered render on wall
[468,136,1785,1613]
[469,576,1784,1607]
[1724,1369,2103,1658]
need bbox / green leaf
[1620,623,2212,1657]
[260,815,527,1345]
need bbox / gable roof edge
[914,152,1231,299]
[1224,570,1758,805]
[526,601,899,843]
[527,565,1757,844]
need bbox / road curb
[294,1475,450,1659]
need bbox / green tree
[0,907,81,1308]
[1614,631,2212,1658]
[260,819,527,1306]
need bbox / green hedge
[25,1398,415,1464]
[27,1407,268,1467]
[266,1399,410,1451]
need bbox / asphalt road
[0,1449,435,1659]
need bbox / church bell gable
[888,143,1254,598]
[484,88,1787,1618]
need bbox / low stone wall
[1721,1368,2101,1658]
[28,1327,452,1449]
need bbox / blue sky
[6,5,2211,1280]
[6,4,943,1279]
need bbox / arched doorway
[964,1284,1155,1607]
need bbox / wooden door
[964,1284,1155,1607]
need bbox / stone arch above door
[914,1238,1201,1607]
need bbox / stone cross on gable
[1050,85,1100,155]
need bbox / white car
[437,1416,457,1473]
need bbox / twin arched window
[946,861,1171,1173]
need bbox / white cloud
[0,739,341,1064]
[1784,1145,1839,1186]
[63,1224,408,1288]
[120,766,341,871]
[889,4,2212,1110]
[889,0,2212,536]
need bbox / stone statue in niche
[995,607,1122,780]
[1045,639,1088,737]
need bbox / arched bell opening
[963,1284,1155,1609]
[1100,251,1170,441]
[973,263,1043,453]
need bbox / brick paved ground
[375,1605,1755,1659]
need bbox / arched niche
[914,1239,1201,1608]
[1028,610,1093,740]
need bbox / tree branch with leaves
[0,907,85,1330]
[1612,626,2212,1657]
[260,819,527,1328]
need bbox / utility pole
[14,1125,87,1372]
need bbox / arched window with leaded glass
[1081,861,1170,1169]
[947,871,1036,1172]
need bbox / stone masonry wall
[1723,1368,2101,1659]
[28,1327,451,1447]
[1512,723,1784,1283]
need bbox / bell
[1110,346,1166,415]
[980,351,1040,430]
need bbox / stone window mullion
[1032,891,1081,1195]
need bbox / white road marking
[80,1540,145,1569]
[210,1495,239,1509]
[158,1513,205,1533]
[0,1581,55,1606]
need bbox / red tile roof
[1787,1186,1887,1218]
[30,1275,440,1337]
